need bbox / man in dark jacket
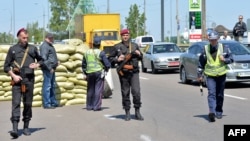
[233,15,247,42]
[4,28,44,138]
[40,33,59,109]
[108,29,144,121]
[82,37,111,111]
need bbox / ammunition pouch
[21,84,26,93]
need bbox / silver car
[141,42,183,73]
[179,40,250,84]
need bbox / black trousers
[11,78,34,123]
[119,72,142,110]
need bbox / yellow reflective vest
[84,49,103,73]
[204,43,227,76]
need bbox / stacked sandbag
[0,45,12,101]
[0,39,89,107]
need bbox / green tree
[125,4,146,39]
[48,0,79,40]
[26,21,43,44]
[0,32,13,44]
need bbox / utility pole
[144,0,146,35]
[43,6,45,40]
[34,3,45,41]
[170,0,172,42]
[160,0,164,42]
[47,0,50,31]
[201,0,206,40]
[13,0,15,43]
[107,0,110,13]
[176,0,180,45]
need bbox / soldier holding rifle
[108,29,144,121]
[4,28,44,138]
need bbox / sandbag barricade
[0,39,115,107]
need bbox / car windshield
[153,44,181,54]
[141,37,153,42]
[223,42,250,55]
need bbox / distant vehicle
[79,13,121,55]
[131,38,135,43]
[135,35,155,48]
[141,42,183,74]
[179,40,250,85]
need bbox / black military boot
[23,121,31,136]
[9,121,19,139]
[124,109,131,121]
[135,108,144,121]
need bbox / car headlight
[154,58,161,63]
[230,62,250,69]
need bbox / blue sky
[0,0,249,41]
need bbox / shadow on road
[178,81,250,89]
[193,114,227,122]
[9,127,46,138]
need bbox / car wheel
[180,67,191,84]
[141,61,147,73]
[151,62,157,74]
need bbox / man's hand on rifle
[12,74,22,83]
[118,54,125,62]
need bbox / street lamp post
[107,0,110,13]
[47,0,50,32]
[170,0,172,42]
[34,3,45,41]
[144,0,146,35]
[160,0,164,42]
[13,0,15,43]
[176,0,180,45]
[1,9,13,44]
[43,7,45,40]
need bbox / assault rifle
[116,51,135,76]
[10,61,27,93]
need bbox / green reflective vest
[204,43,227,77]
[84,49,103,73]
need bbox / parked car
[179,40,250,85]
[135,35,155,48]
[141,42,183,73]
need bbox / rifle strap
[14,46,29,68]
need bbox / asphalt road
[0,68,250,141]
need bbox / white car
[141,42,183,74]
[135,35,155,48]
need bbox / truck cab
[88,29,121,55]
